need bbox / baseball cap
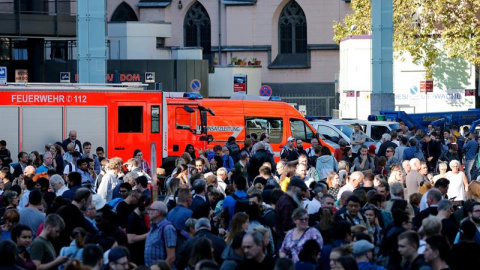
[92,193,106,210]
[352,240,375,256]
[287,136,295,142]
[368,144,376,154]
[338,139,348,147]
[288,176,308,190]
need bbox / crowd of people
[0,123,480,270]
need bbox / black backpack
[232,193,253,214]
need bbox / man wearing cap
[350,123,367,154]
[275,176,308,242]
[106,247,130,270]
[334,139,348,162]
[280,136,299,162]
[353,240,385,270]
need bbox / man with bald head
[144,201,177,267]
[62,130,82,153]
[24,165,36,178]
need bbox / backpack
[226,143,241,164]
[159,221,190,261]
[232,193,255,214]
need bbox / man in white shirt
[49,174,69,196]
[337,171,364,200]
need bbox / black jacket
[248,149,275,181]
[190,195,211,219]
[176,229,227,270]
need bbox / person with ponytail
[59,227,87,270]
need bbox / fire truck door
[113,102,147,159]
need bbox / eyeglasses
[297,217,309,222]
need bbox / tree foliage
[333,0,480,79]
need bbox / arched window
[111,2,138,22]
[184,2,211,61]
[279,1,307,54]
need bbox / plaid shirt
[144,219,177,267]
[275,193,299,238]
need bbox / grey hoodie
[220,245,243,270]
[315,155,338,180]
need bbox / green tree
[333,0,480,79]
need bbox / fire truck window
[290,119,313,143]
[151,106,160,133]
[175,107,199,132]
[118,106,143,133]
[245,117,283,144]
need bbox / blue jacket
[463,139,478,160]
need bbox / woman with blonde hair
[226,212,249,244]
[279,163,297,192]
[326,172,340,198]
[432,162,448,183]
[388,165,404,185]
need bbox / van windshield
[389,123,399,130]
[333,124,354,138]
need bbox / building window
[184,2,211,62]
[50,41,68,60]
[0,38,11,61]
[279,1,307,54]
[12,40,27,60]
[111,2,138,22]
[156,37,165,49]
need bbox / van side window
[175,107,200,133]
[371,125,389,141]
[290,119,313,142]
[151,106,160,133]
[245,117,283,144]
[118,106,143,133]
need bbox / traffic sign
[145,72,155,83]
[60,72,70,83]
[0,66,6,84]
[190,79,201,92]
[259,85,272,96]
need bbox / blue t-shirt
[222,190,247,225]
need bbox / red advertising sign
[233,74,247,92]
[420,80,433,93]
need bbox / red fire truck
[0,84,329,168]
